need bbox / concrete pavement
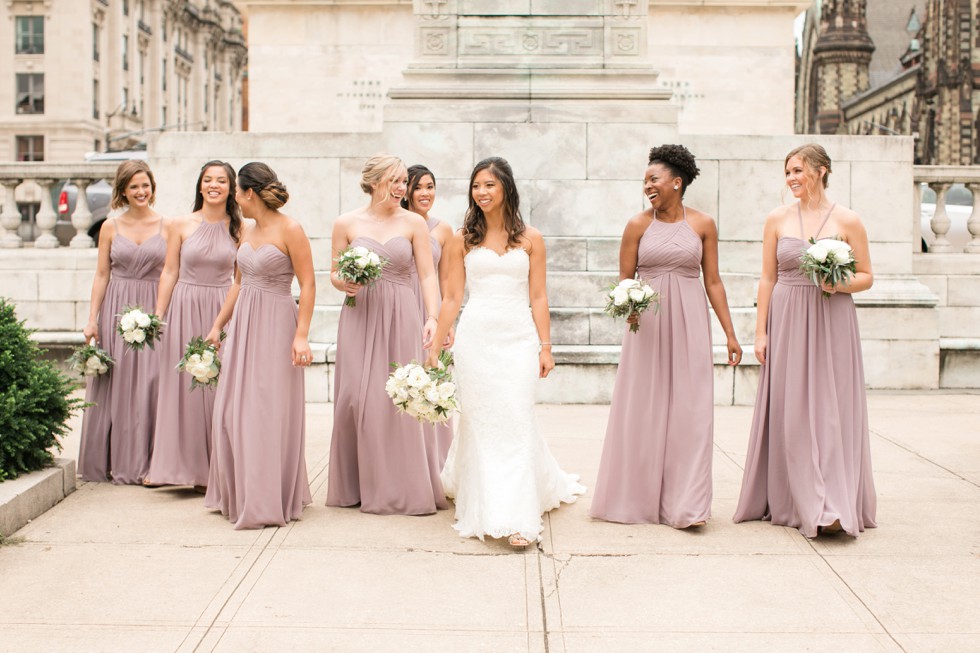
[1,393,978,652]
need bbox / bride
[425,157,585,547]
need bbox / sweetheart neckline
[243,241,289,258]
[466,246,529,260]
[115,233,163,248]
[351,235,412,248]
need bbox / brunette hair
[401,164,435,212]
[647,144,700,197]
[111,159,156,209]
[193,160,242,243]
[360,153,405,202]
[785,143,832,190]
[463,157,525,251]
[237,162,289,210]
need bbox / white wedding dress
[442,246,586,542]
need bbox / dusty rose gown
[327,236,447,515]
[146,219,236,486]
[410,217,454,470]
[733,205,877,538]
[205,243,312,529]
[78,225,166,485]
[590,212,714,526]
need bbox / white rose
[205,365,219,379]
[367,252,381,266]
[188,354,203,366]
[98,363,108,374]
[406,366,430,389]
[424,387,441,404]
[612,289,629,306]
[135,312,151,328]
[86,355,101,369]
[394,366,410,381]
[352,246,369,257]
[395,387,409,402]
[355,256,370,269]
[620,279,641,290]
[385,377,400,397]
[642,285,655,299]
[438,382,456,400]
[806,242,830,263]
[132,329,146,343]
[122,330,137,343]
[628,288,645,302]
[201,350,215,365]
[826,240,853,263]
[120,315,137,332]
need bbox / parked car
[55,150,147,246]
[919,183,973,252]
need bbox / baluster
[70,179,95,248]
[32,178,59,248]
[912,181,923,253]
[928,181,953,253]
[0,179,24,248]
[966,182,980,253]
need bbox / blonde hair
[111,160,156,209]
[360,153,405,201]
[786,143,832,189]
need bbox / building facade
[1,0,247,164]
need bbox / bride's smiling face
[471,169,503,215]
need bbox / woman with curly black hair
[590,144,741,528]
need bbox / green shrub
[0,298,84,481]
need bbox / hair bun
[259,181,289,209]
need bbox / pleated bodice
[178,220,237,287]
[776,237,814,287]
[239,243,294,295]
[110,233,166,281]
[637,218,702,281]
[352,236,415,287]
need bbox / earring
[674,185,679,190]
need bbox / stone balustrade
[0,163,119,249]
[914,165,980,254]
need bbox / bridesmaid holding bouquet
[326,153,447,515]
[204,162,314,529]
[590,145,741,527]
[144,161,240,489]
[734,143,876,538]
[79,160,170,485]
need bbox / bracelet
[426,315,437,321]
[539,342,552,347]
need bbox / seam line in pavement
[870,428,980,490]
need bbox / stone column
[0,180,24,248]
[70,180,96,249]
[32,178,60,249]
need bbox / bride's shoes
[508,534,531,548]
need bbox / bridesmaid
[204,162,314,529]
[79,160,170,484]
[402,163,455,469]
[590,144,742,528]
[734,143,877,538]
[326,153,446,515]
[144,161,240,489]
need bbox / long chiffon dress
[327,236,447,515]
[733,205,877,538]
[146,220,236,486]
[442,246,585,542]
[78,226,166,485]
[205,243,312,529]
[590,211,714,526]
[410,217,454,470]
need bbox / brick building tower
[811,0,876,134]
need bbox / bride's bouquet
[176,335,223,391]
[604,278,659,333]
[800,236,857,298]
[116,305,164,350]
[386,350,458,424]
[336,245,386,307]
[68,338,114,377]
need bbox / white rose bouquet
[116,305,164,351]
[604,278,660,333]
[336,245,387,307]
[385,350,458,424]
[800,236,857,298]
[176,335,224,390]
[67,338,114,377]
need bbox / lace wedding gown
[442,246,585,542]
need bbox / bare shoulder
[833,204,862,225]
[399,207,427,228]
[333,207,362,227]
[522,225,545,250]
[684,206,717,234]
[282,214,307,237]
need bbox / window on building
[162,58,167,91]
[123,0,129,17]
[94,139,101,152]
[122,34,129,71]
[15,73,44,114]
[162,105,167,126]
[139,0,145,20]
[204,82,209,114]
[123,86,129,111]
[15,16,44,54]
[93,79,100,119]
[15,135,44,162]
[93,23,100,61]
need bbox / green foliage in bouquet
[0,299,84,481]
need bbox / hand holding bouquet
[177,335,223,390]
[604,278,660,333]
[800,237,857,298]
[68,338,114,377]
[336,245,386,307]
[116,305,164,350]
[386,350,458,424]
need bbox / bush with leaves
[0,298,84,481]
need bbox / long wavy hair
[463,157,525,251]
[192,160,242,243]
[401,164,435,213]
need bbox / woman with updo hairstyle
[734,143,876,538]
[203,161,314,529]
[401,163,455,468]
[79,159,171,484]
[144,160,240,490]
[326,153,447,516]
[590,144,742,528]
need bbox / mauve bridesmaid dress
[205,243,311,529]
[590,212,714,527]
[327,235,447,515]
[145,219,236,486]
[734,204,877,538]
[78,224,166,485]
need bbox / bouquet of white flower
[604,278,660,333]
[176,335,223,390]
[800,236,857,298]
[116,305,164,350]
[67,338,114,377]
[385,350,458,424]
[336,245,387,307]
